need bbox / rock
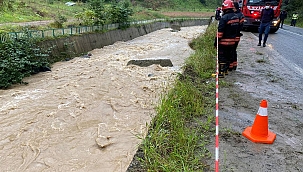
[95,136,112,148]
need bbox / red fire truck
[237,0,283,33]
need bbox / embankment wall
[41,19,210,57]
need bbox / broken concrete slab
[126,59,173,67]
[171,24,181,32]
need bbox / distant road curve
[0,20,54,27]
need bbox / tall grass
[141,23,217,171]
[130,6,168,21]
[0,0,86,23]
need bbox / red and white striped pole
[215,30,220,172]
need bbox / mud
[208,31,303,171]
[0,26,207,172]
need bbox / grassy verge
[138,22,217,171]
[0,1,214,32]
[284,19,303,28]
[130,6,168,21]
[0,0,86,24]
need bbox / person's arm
[218,18,226,38]
[238,13,245,35]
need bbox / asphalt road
[252,24,303,75]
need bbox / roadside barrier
[242,99,276,144]
[7,18,206,40]
[215,31,219,172]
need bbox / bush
[0,30,51,89]
[110,1,133,29]
[51,13,68,28]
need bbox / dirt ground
[207,31,303,171]
[161,11,214,18]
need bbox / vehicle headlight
[272,20,279,26]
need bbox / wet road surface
[252,25,303,75]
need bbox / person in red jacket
[216,0,240,77]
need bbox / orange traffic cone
[242,99,276,144]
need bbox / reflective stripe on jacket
[292,14,299,20]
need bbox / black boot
[219,63,226,78]
[228,62,233,71]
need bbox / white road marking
[280,28,303,37]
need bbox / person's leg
[281,19,284,28]
[263,23,270,47]
[258,24,265,45]
[294,20,297,27]
[218,45,226,77]
[226,46,234,73]
[233,41,239,70]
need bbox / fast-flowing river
[0,25,207,172]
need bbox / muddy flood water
[0,26,207,172]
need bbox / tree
[109,1,133,29]
[200,0,206,5]
[88,0,108,25]
[284,0,303,16]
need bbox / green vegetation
[0,0,214,27]
[282,0,303,27]
[0,0,302,28]
[0,0,85,23]
[0,30,52,88]
[139,22,217,171]
[130,6,167,21]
